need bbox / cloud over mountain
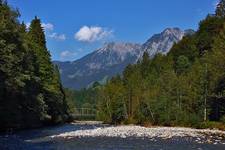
[74,26,113,42]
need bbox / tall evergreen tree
[216,0,225,18]
[0,2,72,130]
[140,51,151,77]
[28,16,47,50]
[28,16,70,123]
[0,0,26,129]
[175,55,190,75]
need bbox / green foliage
[72,86,100,108]
[197,15,224,55]
[175,55,190,75]
[111,96,127,124]
[0,2,72,130]
[140,51,151,77]
[216,0,225,18]
[135,102,153,124]
[95,7,225,129]
[221,116,225,124]
[28,16,47,50]
[196,121,225,130]
[169,35,198,63]
[64,88,76,114]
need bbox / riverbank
[1,122,225,150]
[50,122,225,145]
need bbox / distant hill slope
[54,28,194,89]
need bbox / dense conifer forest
[0,0,74,131]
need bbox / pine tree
[28,17,70,123]
[28,17,53,83]
[0,1,73,130]
[175,55,190,75]
[216,0,225,18]
[20,22,27,33]
[0,1,34,129]
[29,16,47,50]
[141,51,150,77]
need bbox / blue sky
[8,0,218,61]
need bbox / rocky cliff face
[140,28,192,58]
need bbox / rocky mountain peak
[55,27,195,89]
[163,27,183,36]
[141,27,189,57]
[97,42,141,54]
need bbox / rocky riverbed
[1,122,225,150]
[50,124,225,145]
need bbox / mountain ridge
[54,27,194,89]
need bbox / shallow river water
[0,123,225,150]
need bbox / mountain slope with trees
[95,0,225,128]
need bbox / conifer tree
[141,51,150,77]
[28,17,69,123]
[216,0,225,17]
[29,16,47,50]
[0,1,72,130]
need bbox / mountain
[54,42,142,89]
[54,28,194,89]
[140,28,194,58]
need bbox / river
[0,123,225,150]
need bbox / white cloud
[41,23,54,31]
[26,22,54,31]
[60,50,77,59]
[74,26,113,42]
[26,22,31,29]
[49,33,66,41]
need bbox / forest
[0,0,75,131]
[73,0,225,129]
[0,0,225,131]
